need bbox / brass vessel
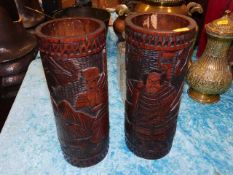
[134,0,202,15]
[187,11,233,104]
[113,0,202,40]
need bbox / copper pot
[113,4,130,41]
[134,0,203,15]
[14,0,45,28]
[53,7,111,29]
[0,7,37,100]
[113,0,203,41]
[0,0,19,21]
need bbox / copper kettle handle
[187,2,203,16]
[115,1,139,16]
[115,4,130,16]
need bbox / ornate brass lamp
[187,11,233,104]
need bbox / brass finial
[224,10,231,15]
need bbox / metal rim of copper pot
[35,17,105,41]
[52,7,111,28]
[0,22,37,63]
[125,12,197,36]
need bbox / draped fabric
[197,0,233,57]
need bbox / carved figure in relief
[76,67,106,110]
[126,70,182,127]
[52,66,108,144]
[145,72,162,93]
[124,12,197,159]
[159,52,175,80]
[158,49,187,88]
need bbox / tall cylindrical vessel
[124,13,197,159]
[36,18,109,167]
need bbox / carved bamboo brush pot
[124,12,197,159]
[35,18,109,167]
[187,11,233,104]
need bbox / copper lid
[0,7,37,63]
[206,10,233,39]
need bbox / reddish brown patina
[36,18,109,167]
[0,6,37,129]
[125,13,197,159]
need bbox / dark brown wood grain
[36,18,109,167]
[125,13,197,159]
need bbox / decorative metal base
[188,88,220,104]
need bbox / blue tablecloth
[0,28,232,175]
